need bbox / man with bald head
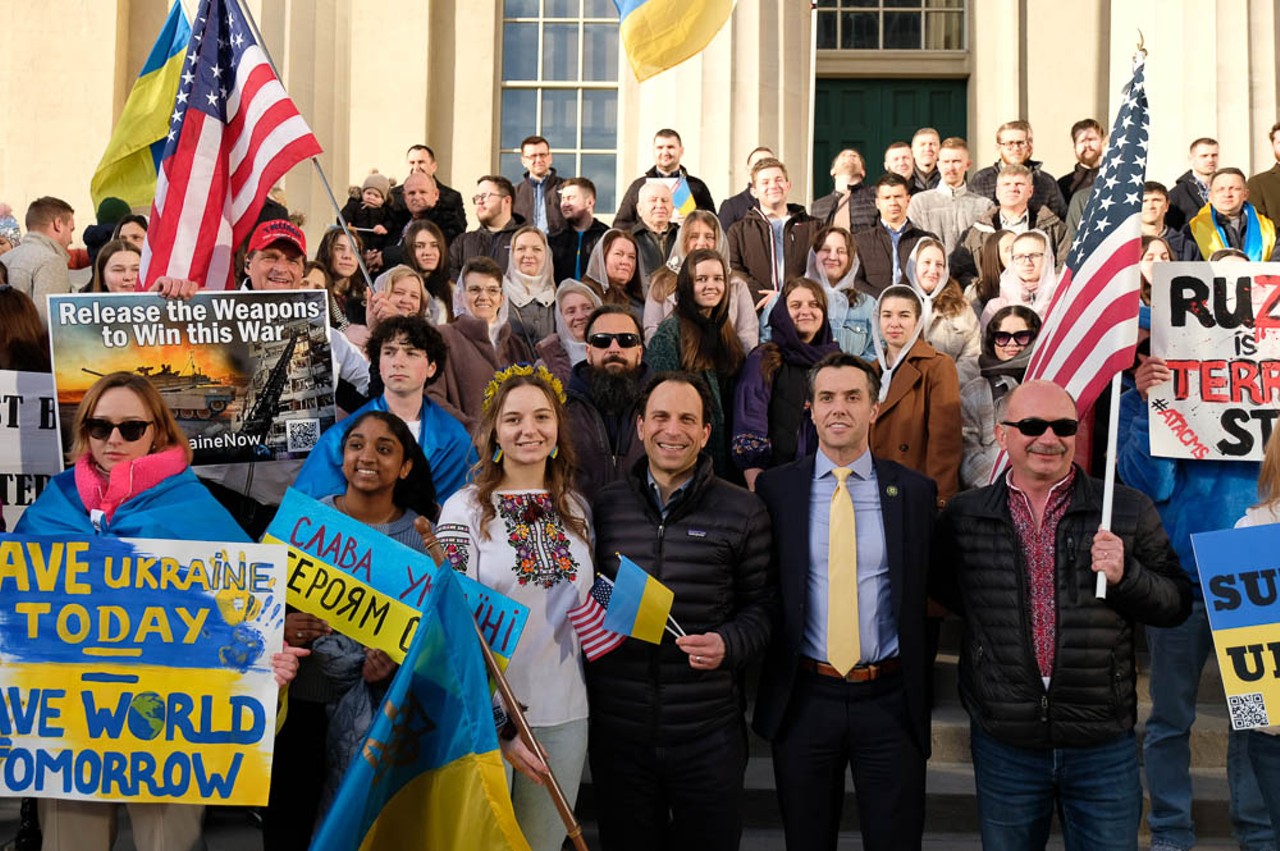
[388,144,466,243]
[932,381,1191,851]
[378,171,444,270]
[631,180,679,288]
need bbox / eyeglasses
[588,332,642,349]
[999,139,1030,149]
[472,192,506,205]
[465,285,503,298]
[993,330,1034,347]
[522,152,550,160]
[1011,252,1045,265]
[85,418,153,442]
[1000,418,1079,437]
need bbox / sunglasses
[85,418,153,442]
[588,332,642,349]
[993,330,1034,347]
[1001,418,1079,437]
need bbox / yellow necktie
[828,467,860,675]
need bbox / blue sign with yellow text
[0,536,286,803]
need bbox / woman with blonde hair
[435,364,592,851]
[504,225,559,353]
[644,209,758,351]
[16,372,303,851]
[906,236,981,384]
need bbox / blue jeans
[970,723,1141,851]
[1246,731,1280,836]
[1144,600,1275,850]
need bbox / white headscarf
[554,279,603,366]
[870,285,926,402]
[903,236,950,328]
[503,228,556,308]
[996,229,1058,317]
[584,228,638,297]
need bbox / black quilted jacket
[586,454,775,745]
[932,467,1191,748]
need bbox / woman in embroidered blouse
[435,365,592,851]
[16,372,303,851]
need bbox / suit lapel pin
[885,485,899,497]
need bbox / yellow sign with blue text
[1193,524,1280,730]
[0,536,287,803]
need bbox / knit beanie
[96,196,131,225]
[361,173,391,202]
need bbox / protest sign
[0,535,287,804]
[0,371,63,530]
[1193,523,1280,730]
[1149,261,1280,461]
[265,488,527,665]
[47,291,335,466]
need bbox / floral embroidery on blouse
[496,492,579,589]
[433,522,473,574]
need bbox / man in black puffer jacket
[932,380,1191,851]
[588,371,773,851]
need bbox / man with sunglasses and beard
[564,305,650,503]
[931,380,1191,851]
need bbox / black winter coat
[931,468,1191,749]
[588,454,775,744]
[563,361,648,504]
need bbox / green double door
[812,78,968,199]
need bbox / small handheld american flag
[567,576,626,661]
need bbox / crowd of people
[3,117,1280,851]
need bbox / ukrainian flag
[614,0,735,82]
[310,566,530,851]
[603,553,675,644]
[89,1,191,210]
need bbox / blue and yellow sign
[265,489,527,666]
[1193,523,1280,730]
[0,536,287,803]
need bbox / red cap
[248,219,306,256]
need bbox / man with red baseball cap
[244,219,307,290]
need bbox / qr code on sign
[1228,693,1270,730]
[286,418,321,453]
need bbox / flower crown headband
[481,363,567,413]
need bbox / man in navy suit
[754,351,936,851]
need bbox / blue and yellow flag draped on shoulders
[309,565,529,851]
[90,1,191,210]
[613,0,735,82]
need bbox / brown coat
[870,337,962,506]
[429,315,533,435]
[727,205,820,304]
[851,219,935,298]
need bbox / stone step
[576,759,1236,838]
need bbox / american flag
[141,0,322,290]
[1024,57,1148,415]
[567,577,625,661]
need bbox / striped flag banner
[141,0,322,290]
[990,56,1149,481]
[566,576,626,661]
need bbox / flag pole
[806,1,818,209]
[421,535,591,851]
[1096,370,1124,599]
[230,0,376,295]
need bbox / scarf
[765,287,839,368]
[870,285,926,403]
[1189,201,1276,262]
[74,445,189,525]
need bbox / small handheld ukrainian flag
[603,553,676,644]
[613,0,735,82]
[90,1,191,209]
[309,566,530,851]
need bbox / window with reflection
[816,0,966,51]
[501,0,620,212]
